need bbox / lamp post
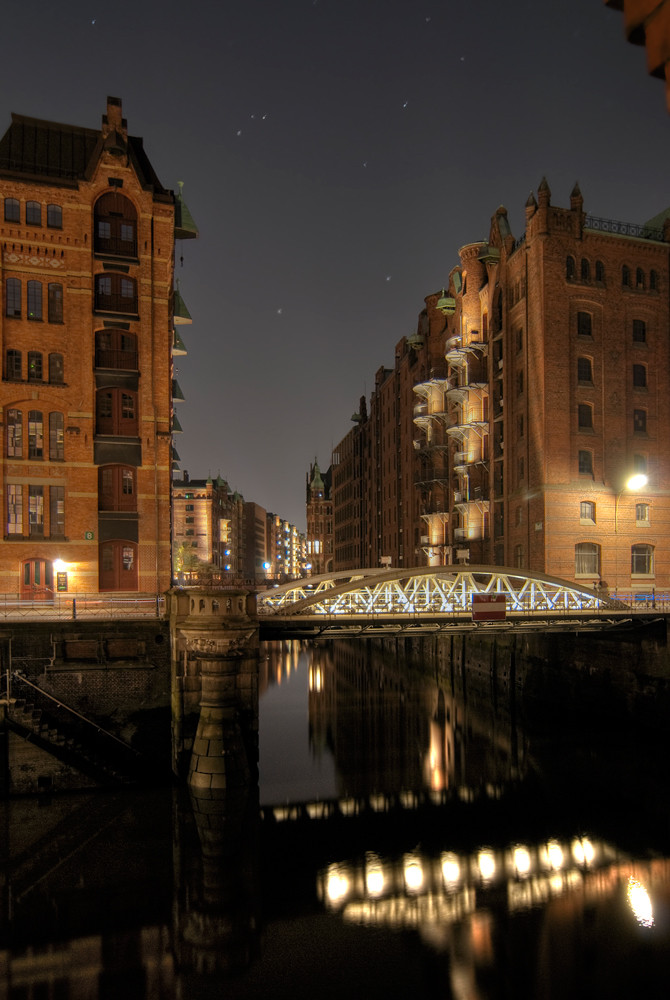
[614,473,648,593]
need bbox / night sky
[2,1,670,529]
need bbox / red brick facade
[0,97,190,596]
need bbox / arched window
[94,329,138,370]
[95,388,138,436]
[595,260,605,283]
[94,273,138,314]
[636,268,645,289]
[4,198,19,222]
[48,283,63,322]
[98,465,137,511]
[48,353,64,384]
[27,281,42,320]
[26,201,41,226]
[631,543,654,576]
[622,265,631,287]
[6,278,21,317]
[578,403,593,430]
[577,357,593,384]
[94,192,137,257]
[6,349,21,380]
[575,542,600,576]
[633,364,647,388]
[27,351,43,382]
[577,311,592,337]
[7,409,23,457]
[49,412,64,460]
[46,204,62,228]
[581,258,590,282]
[27,410,44,458]
[566,256,576,280]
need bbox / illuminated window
[580,501,595,523]
[636,503,650,523]
[7,409,22,457]
[28,485,44,536]
[49,412,64,460]
[575,542,600,576]
[28,411,44,459]
[49,486,65,537]
[27,351,43,382]
[7,484,23,534]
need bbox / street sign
[472,593,506,621]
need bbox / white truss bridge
[257,566,658,636]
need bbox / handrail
[11,671,141,756]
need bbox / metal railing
[584,215,665,242]
[0,592,165,620]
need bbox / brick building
[330,182,670,593]
[172,473,245,584]
[305,460,333,575]
[0,97,196,596]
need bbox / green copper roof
[172,412,183,433]
[174,181,199,240]
[172,328,188,355]
[310,462,324,490]
[172,378,185,402]
[173,286,192,325]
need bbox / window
[578,403,593,430]
[94,329,138,369]
[622,265,631,287]
[98,465,136,511]
[28,485,44,536]
[49,486,65,537]
[7,484,23,535]
[49,412,64,460]
[634,453,647,474]
[517,415,524,437]
[27,352,43,382]
[566,256,576,280]
[595,260,605,282]
[636,268,645,289]
[633,319,647,343]
[518,456,524,481]
[516,370,524,395]
[27,281,42,320]
[650,270,659,291]
[48,353,64,384]
[28,411,44,458]
[95,388,138,435]
[6,349,21,380]
[4,198,19,222]
[631,543,654,575]
[636,503,650,523]
[577,311,592,337]
[26,201,41,226]
[46,204,62,228]
[47,283,63,322]
[575,542,600,576]
[634,409,647,434]
[515,506,523,526]
[514,544,524,568]
[94,193,138,257]
[580,501,596,523]
[6,278,21,317]
[7,409,22,457]
[578,450,593,475]
[633,364,647,388]
[577,357,593,384]
[516,328,523,352]
[581,258,590,282]
[94,273,138,314]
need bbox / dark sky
[3,1,670,529]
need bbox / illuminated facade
[0,97,196,596]
[305,460,333,575]
[172,474,244,584]
[330,183,670,593]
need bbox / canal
[2,633,670,998]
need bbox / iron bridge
[257,566,660,636]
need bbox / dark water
[3,636,670,999]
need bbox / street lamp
[614,473,648,591]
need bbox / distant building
[267,513,306,580]
[0,97,196,596]
[305,460,333,575]
[172,473,244,585]
[330,182,670,593]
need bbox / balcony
[94,347,138,371]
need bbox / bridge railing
[0,593,165,621]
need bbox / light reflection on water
[3,636,670,999]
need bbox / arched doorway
[20,559,54,600]
[99,540,138,592]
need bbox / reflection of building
[330,184,670,592]
[306,460,333,574]
[0,96,196,595]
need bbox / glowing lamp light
[53,560,67,572]
[403,855,424,892]
[627,876,654,928]
[626,473,648,491]
[478,850,496,881]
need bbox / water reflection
[2,635,670,999]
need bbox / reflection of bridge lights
[478,850,496,881]
[442,852,461,886]
[309,666,322,692]
[512,846,531,876]
[326,865,351,905]
[627,876,654,928]
[365,856,385,896]
[541,840,564,870]
[403,855,424,892]
[572,837,595,866]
